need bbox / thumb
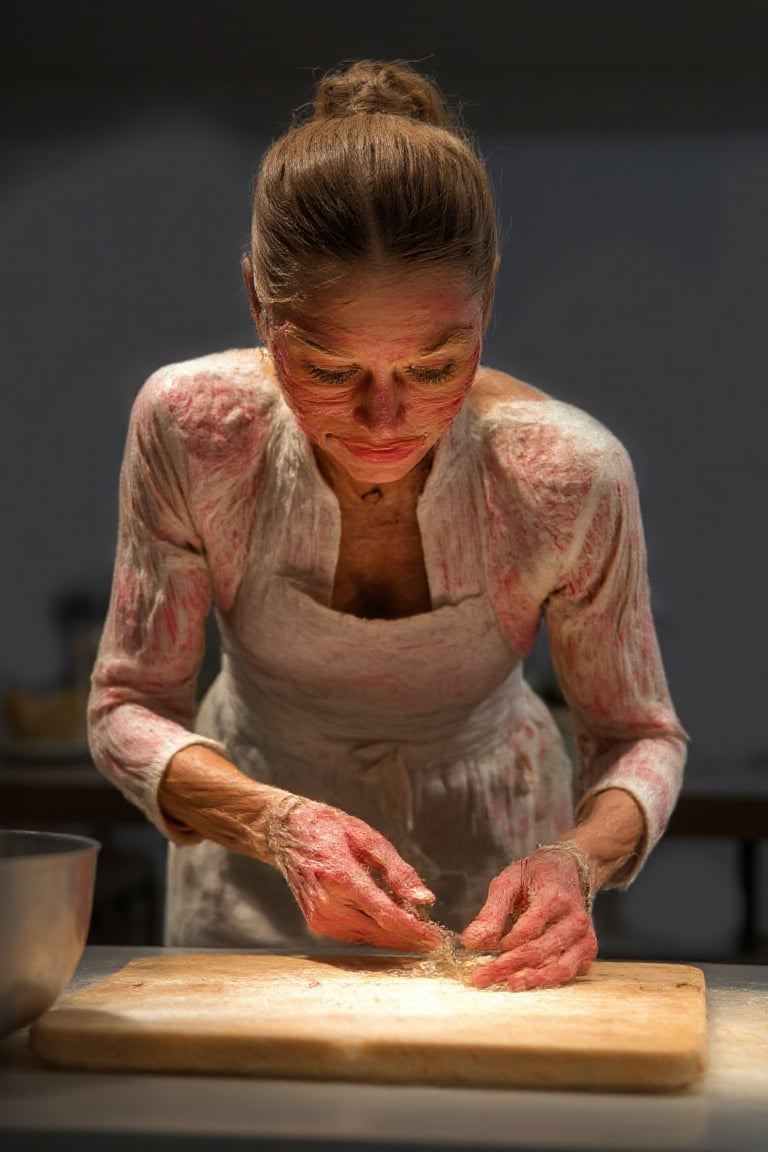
[461,906,504,950]
[387,863,436,909]
[366,841,436,908]
[461,867,521,949]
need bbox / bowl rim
[0,829,101,856]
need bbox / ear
[241,254,267,338]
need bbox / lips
[338,438,423,463]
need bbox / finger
[497,892,573,951]
[355,830,436,907]
[471,950,521,990]
[576,947,596,976]
[310,902,435,952]
[327,864,443,951]
[496,912,594,975]
[504,942,596,992]
[318,897,442,952]
[283,839,440,951]
[460,867,523,949]
[472,923,597,990]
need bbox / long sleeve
[88,353,270,840]
[481,399,687,885]
[543,433,687,882]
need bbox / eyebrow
[418,328,474,355]
[290,327,474,358]
[291,335,352,357]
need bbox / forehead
[270,266,483,353]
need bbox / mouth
[337,438,424,463]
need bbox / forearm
[158,744,297,863]
[159,744,442,952]
[558,787,646,895]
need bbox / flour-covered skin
[88,347,686,951]
[266,793,443,952]
[462,846,598,991]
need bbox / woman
[89,59,687,991]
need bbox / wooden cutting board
[30,954,707,1092]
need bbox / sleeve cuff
[94,731,230,846]
[574,738,686,886]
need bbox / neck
[313,445,435,508]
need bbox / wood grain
[29,954,707,1091]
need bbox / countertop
[0,947,766,1152]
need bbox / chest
[331,500,432,620]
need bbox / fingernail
[506,971,530,992]
[409,886,434,901]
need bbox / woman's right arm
[88,370,234,840]
[90,367,440,950]
[159,744,442,951]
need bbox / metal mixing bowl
[0,829,100,1036]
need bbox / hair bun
[312,59,453,129]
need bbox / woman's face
[266,267,485,486]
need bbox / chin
[319,432,436,482]
[340,456,422,485]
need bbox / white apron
[164,401,574,946]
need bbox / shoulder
[132,348,282,459]
[468,366,633,497]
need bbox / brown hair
[248,59,499,316]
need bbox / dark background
[3,0,767,957]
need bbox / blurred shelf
[0,761,146,825]
[667,793,768,839]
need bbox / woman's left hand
[460,845,597,991]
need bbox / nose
[352,374,406,434]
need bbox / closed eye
[305,363,359,385]
[303,362,457,386]
[407,362,456,384]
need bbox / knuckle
[488,873,511,901]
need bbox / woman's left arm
[542,435,688,874]
[463,427,687,989]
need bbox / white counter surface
[0,947,766,1151]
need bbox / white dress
[88,348,687,947]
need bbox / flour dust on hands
[266,794,443,952]
[460,846,598,991]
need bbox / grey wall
[5,1,768,764]
[483,133,768,765]
[3,0,767,953]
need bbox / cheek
[411,356,480,427]
[271,345,349,434]
[279,383,350,440]
[428,382,472,420]
[408,390,464,430]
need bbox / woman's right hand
[159,744,441,952]
[266,794,443,952]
